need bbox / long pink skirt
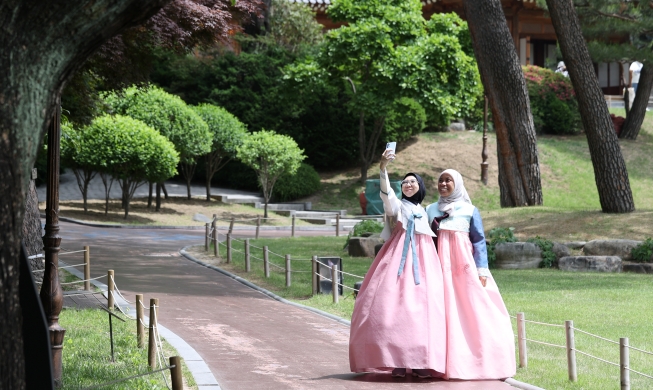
[437,229,516,380]
[349,222,446,373]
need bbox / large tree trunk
[463,0,543,207]
[621,63,653,140]
[0,1,170,388]
[545,0,635,213]
[22,169,44,278]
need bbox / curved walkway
[58,221,520,389]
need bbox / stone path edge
[179,248,538,390]
[179,247,352,327]
[47,214,351,231]
[60,260,221,390]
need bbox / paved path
[58,221,516,390]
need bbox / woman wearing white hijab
[425,169,515,380]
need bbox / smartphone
[386,142,397,160]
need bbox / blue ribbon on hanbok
[398,212,421,285]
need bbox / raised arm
[379,149,401,217]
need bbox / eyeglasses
[401,179,418,186]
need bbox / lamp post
[481,95,489,185]
[39,102,65,385]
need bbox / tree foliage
[193,103,248,200]
[79,114,179,217]
[284,0,482,182]
[237,130,306,217]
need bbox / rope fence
[512,312,653,388]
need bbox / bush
[272,163,321,202]
[631,238,653,263]
[384,98,427,142]
[523,65,581,135]
[526,236,556,268]
[486,227,516,268]
[345,219,384,248]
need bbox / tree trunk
[162,182,169,199]
[148,181,153,207]
[358,111,369,183]
[156,182,162,211]
[545,0,635,213]
[621,63,653,140]
[22,169,44,278]
[463,0,543,208]
[180,161,197,200]
[0,1,170,388]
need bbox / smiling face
[438,173,455,198]
[401,175,420,198]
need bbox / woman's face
[438,173,455,198]
[401,175,420,198]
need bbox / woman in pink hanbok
[426,169,516,380]
[349,150,446,379]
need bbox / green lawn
[59,308,196,390]
[207,235,653,390]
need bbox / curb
[179,247,352,327]
[51,215,353,232]
[60,260,221,389]
[180,248,542,389]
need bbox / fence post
[335,213,340,237]
[291,216,296,238]
[169,356,183,390]
[107,269,115,310]
[213,215,218,257]
[148,298,159,370]
[620,337,630,390]
[245,239,251,272]
[264,246,270,278]
[331,264,339,304]
[517,312,527,368]
[205,223,210,251]
[84,245,90,291]
[136,294,144,348]
[229,217,235,234]
[566,320,577,382]
[285,255,291,287]
[256,216,261,239]
[227,233,232,264]
[312,255,318,296]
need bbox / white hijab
[437,169,472,215]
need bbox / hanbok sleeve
[380,169,401,217]
[469,207,491,277]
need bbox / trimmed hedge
[272,162,321,202]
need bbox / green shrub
[345,219,385,248]
[631,238,653,263]
[384,97,427,142]
[486,227,516,268]
[523,65,581,135]
[527,236,556,268]
[273,163,322,202]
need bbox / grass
[59,308,196,390]
[188,237,653,390]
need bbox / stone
[348,237,385,257]
[582,239,642,261]
[449,121,466,131]
[563,241,587,250]
[552,242,571,261]
[494,242,542,269]
[353,281,363,298]
[622,262,653,274]
[558,256,622,272]
[192,213,212,223]
[374,243,384,256]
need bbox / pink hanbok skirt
[437,229,516,380]
[349,222,446,374]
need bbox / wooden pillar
[526,36,531,65]
[39,104,65,385]
[511,5,522,51]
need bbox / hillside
[307,109,653,242]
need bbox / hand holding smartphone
[386,142,397,160]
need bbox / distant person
[425,169,516,380]
[349,149,445,379]
[629,61,643,93]
[555,61,568,77]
